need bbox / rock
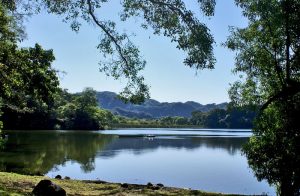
[55,175,62,179]
[121,183,129,188]
[32,179,66,196]
[146,182,153,188]
[157,183,164,188]
[64,176,71,180]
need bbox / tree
[0,43,60,129]
[225,104,257,129]
[0,3,61,129]
[226,0,300,195]
[190,111,206,126]
[204,108,227,128]
[71,88,101,129]
[0,3,15,137]
[0,99,3,149]
[174,116,189,125]
[190,106,256,128]
[0,0,216,103]
[57,88,114,130]
[0,4,13,146]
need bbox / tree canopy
[0,0,216,103]
[0,3,114,131]
[56,88,115,130]
[227,0,300,195]
[0,4,60,129]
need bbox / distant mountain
[96,91,227,119]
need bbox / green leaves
[0,43,59,113]
[197,0,216,16]
[56,88,114,130]
[228,1,300,194]
[122,0,215,70]
[227,0,300,109]
[0,6,60,129]
[10,0,216,103]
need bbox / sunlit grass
[0,172,243,196]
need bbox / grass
[0,172,244,196]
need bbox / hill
[96,91,227,118]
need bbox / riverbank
[0,172,243,196]
[112,124,202,129]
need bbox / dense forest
[114,105,256,129]
[1,84,256,130]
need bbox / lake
[0,129,275,195]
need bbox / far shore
[0,172,245,196]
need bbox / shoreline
[0,172,243,196]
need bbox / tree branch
[260,80,300,112]
[262,14,285,87]
[148,0,196,30]
[261,45,285,87]
[86,0,129,68]
[284,0,291,82]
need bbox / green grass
[0,172,245,196]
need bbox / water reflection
[0,131,248,175]
[0,130,274,195]
[0,130,115,174]
[99,136,248,157]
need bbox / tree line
[115,105,256,129]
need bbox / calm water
[0,129,275,195]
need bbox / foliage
[0,2,24,42]
[190,105,256,129]
[226,0,300,195]
[112,104,255,129]
[0,3,115,131]
[111,115,190,128]
[1,0,217,103]
[57,88,115,130]
[0,2,61,129]
[0,3,14,141]
[244,99,300,195]
[0,100,2,130]
[0,100,3,149]
[0,43,60,129]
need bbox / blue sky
[20,0,247,104]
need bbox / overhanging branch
[260,80,300,112]
[148,0,196,31]
[86,0,129,68]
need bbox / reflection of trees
[0,131,248,175]
[0,131,115,174]
[100,136,249,157]
[192,137,248,155]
